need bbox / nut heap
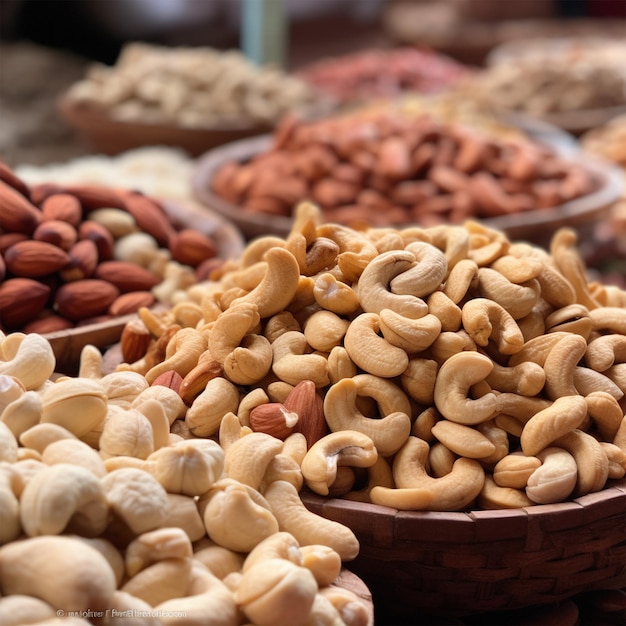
[64,42,323,128]
[0,162,220,334]
[210,112,601,228]
[0,333,372,625]
[114,201,626,512]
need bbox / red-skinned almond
[0,278,51,329]
[54,279,120,321]
[4,240,70,277]
[0,179,42,234]
[94,261,161,293]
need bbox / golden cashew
[388,241,448,296]
[313,272,361,316]
[431,421,496,459]
[461,298,524,354]
[426,290,462,332]
[0,535,117,612]
[428,442,456,477]
[41,438,106,477]
[301,430,377,496]
[201,477,278,553]
[476,419,509,467]
[401,357,438,405]
[535,261,577,308]
[263,310,301,344]
[378,309,442,353]
[356,249,429,317]
[78,344,105,379]
[442,258,478,304]
[526,446,578,504]
[520,395,588,457]
[555,429,610,496]
[433,352,498,425]
[145,327,207,384]
[590,306,626,335]
[493,451,542,489]
[0,333,56,390]
[300,544,342,587]
[429,330,476,364]
[271,330,330,387]
[343,313,408,378]
[477,475,534,509]
[490,254,543,284]
[223,431,284,490]
[303,310,350,353]
[543,333,588,400]
[287,232,340,276]
[230,246,301,318]
[260,452,304,492]
[545,304,593,339]
[370,436,485,511]
[323,377,411,457]
[209,301,259,355]
[474,268,541,320]
[242,531,303,574]
[99,405,155,460]
[585,391,624,441]
[507,331,569,367]
[263,479,360,561]
[327,346,358,384]
[185,376,240,437]
[485,360,546,396]
[19,463,108,537]
[121,557,192,607]
[344,455,395,503]
[125,527,192,577]
[586,334,626,372]
[574,366,624,400]
[425,224,470,269]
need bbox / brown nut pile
[112,202,626,512]
[0,163,220,334]
[210,112,601,228]
[64,42,323,128]
[0,334,372,625]
[296,47,472,105]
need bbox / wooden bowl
[192,134,623,248]
[57,95,275,157]
[302,478,626,620]
[43,199,245,375]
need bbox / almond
[63,184,126,211]
[0,161,30,198]
[0,278,51,329]
[284,379,328,447]
[40,193,83,226]
[4,240,70,277]
[108,291,155,317]
[23,312,74,334]
[0,233,29,254]
[33,220,78,251]
[94,261,161,293]
[59,239,99,281]
[54,279,120,321]
[29,182,65,206]
[120,317,153,363]
[0,179,42,234]
[249,402,299,440]
[120,191,176,246]
[168,229,217,267]
[151,370,183,394]
[77,220,114,261]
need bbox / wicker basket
[301,477,626,620]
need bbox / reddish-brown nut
[168,229,217,268]
[0,179,42,234]
[4,240,70,277]
[78,221,115,261]
[54,279,120,321]
[33,220,78,251]
[94,261,161,293]
[39,193,83,226]
[108,291,156,317]
[0,278,51,329]
[120,318,153,364]
[59,239,99,282]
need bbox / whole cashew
[271,330,330,387]
[145,327,207,384]
[545,304,593,339]
[586,334,626,372]
[185,376,240,437]
[474,268,541,320]
[125,527,193,577]
[526,446,578,504]
[0,333,56,390]
[223,431,283,490]
[431,420,497,459]
[379,309,442,354]
[401,357,438,405]
[313,272,361,316]
[442,258,478,304]
[590,306,626,335]
[585,391,624,441]
[389,241,448,297]
[493,451,542,489]
[461,298,524,354]
[543,333,588,400]
[303,310,350,353]
[478,475,534,509]
[426,290,462,332]
[485,360,546,396]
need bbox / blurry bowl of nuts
[58,42,335,156]
[0,161,245,374]
[192,110,623,248]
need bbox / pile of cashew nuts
[2,201,626,623]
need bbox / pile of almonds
[0,162,221,334]
[209,112,601,229]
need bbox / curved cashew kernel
[429,330,476,364]
[586,334,626,372]
[475,268,541,320]
[555,429,610,496]
[145,327,207,384]
[507,331,569,367]
[260,451,304,492]
[0,333,55,390]
[344,313,408,378]
[433,352,498,425]
[485,360,545,396]
[209,301,260,362]
[431,421,496,459]
[224,431,284,490]
[550,228,600,310]
[147,438,224,496]
[230,246,301,318]
[370,436,485,511]
[327,346,358,384]
[574,366,624,400]
[478,475,534,509]
[545,304,593,339]
[125,527,192,577]
[401,357,438,405]
[426,224,470,269]
[235,557,318,626]
[300,544,342,588]
[495,393,553,424]
[590,306,626,335]
[0,535,116,612]
[78,344,105,379]
[224,333,273,385]
[601,442,626,479]
[313,272,361,316]
[426,290,462,332]
[389,241,448,296]
[264,480,360,561]
[99,405,155,460]
[303,310,350,353]
[520,395,588,457]
[121,557,192,607]
[301,430,377,496]
[288,232,340,276]
[171,300,204,328]
[264,310,301,344]
[476,419,509,467]
[357,249,429,317]
[323,377,411,457]
[201,478,279,553]
[493,451,542,489]
[526,447,578,504]
[442,258,478,304]
[490,254,543,284]
[428,442,456,477]
[40,378,107,437]
[379,309,442,353]
[185,376,240,437]
[411,406,440,442]
[132,385,187,425]
[585,391,624,441]
[544,333,588,400]
[194,540,245,580]
[41,438,106,477]
[101,467,170,535]
[318,585,373,626]
[0,594,56,625]
[461,298,524,354]
[18,422,77,454]
[20,463,108,537]
[237,387,269,429]
[240,235,287,268]
[535,261,577,309]
[242,531,303,574]
[271,331,330,387]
